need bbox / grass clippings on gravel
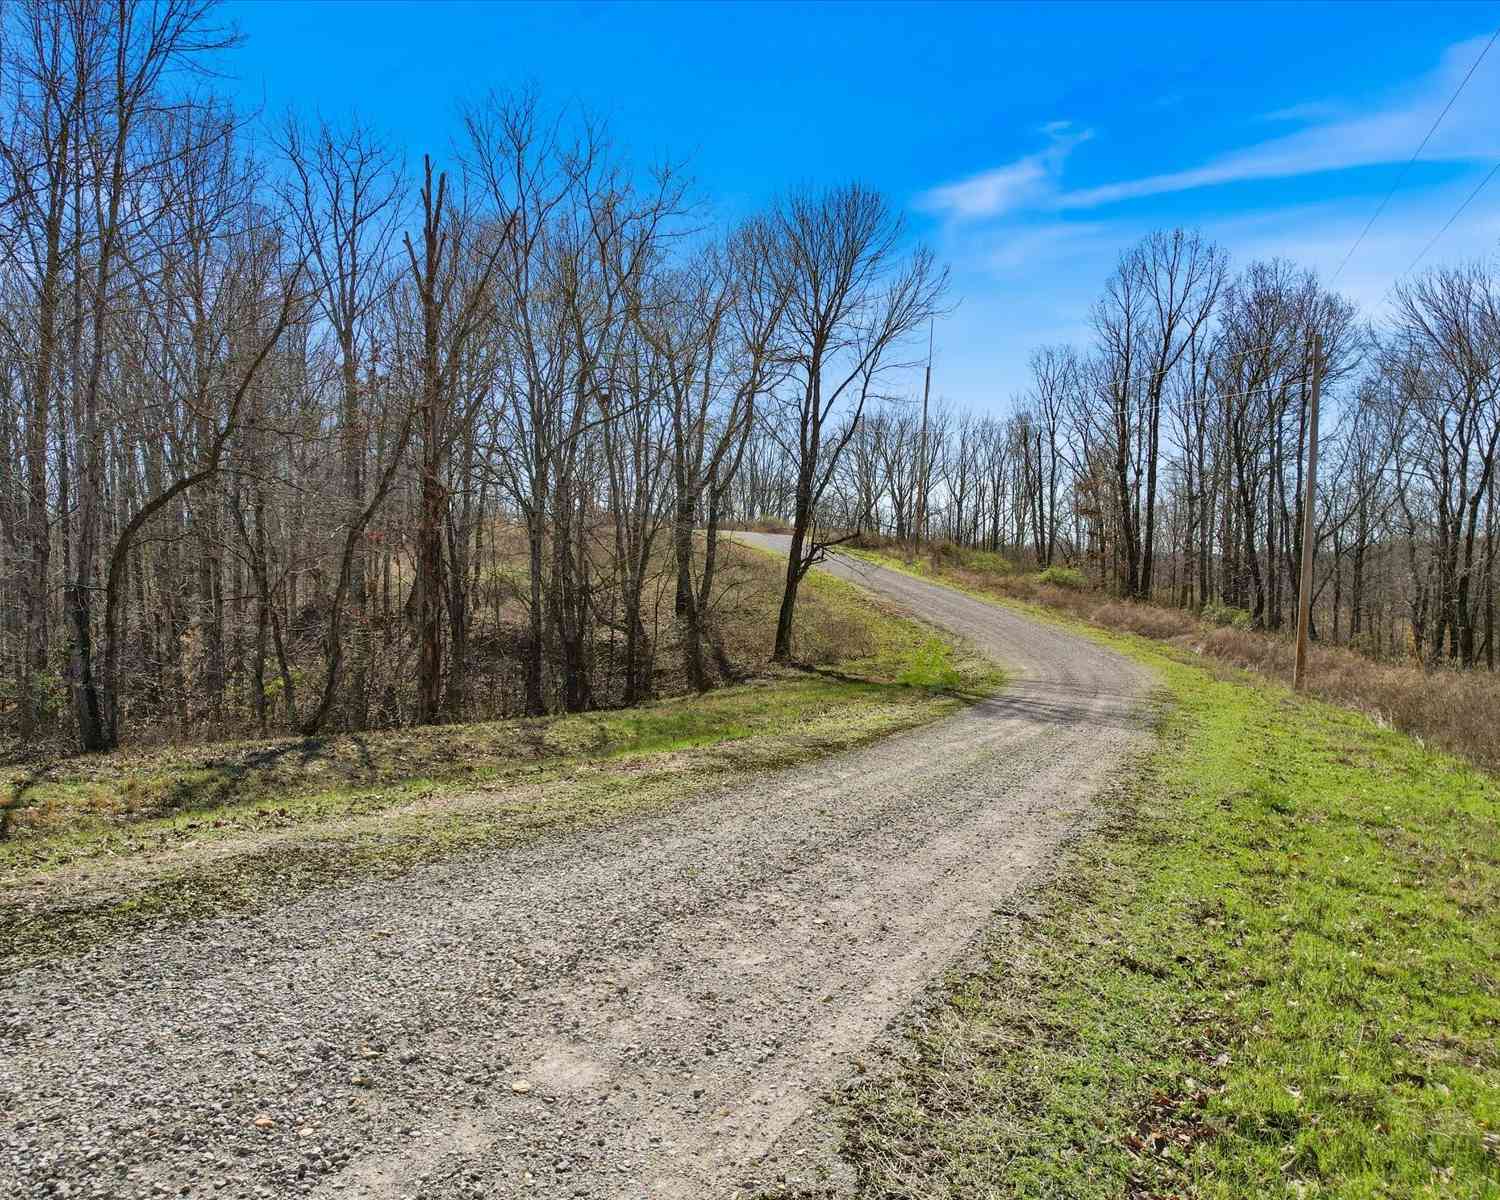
[835,621,1500,1199]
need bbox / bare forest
[831,233,1500,677]
[0,0,946,755]
[2,0,1495,766]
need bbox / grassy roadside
[826,556,1500,1198]
[843,537,1500,777]
[1,562,1002,963]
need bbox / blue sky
[221,1,1500,411]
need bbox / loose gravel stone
[0,541,1147,1198]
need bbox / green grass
[834,614,1500,1198]
[1,561,1004,962]
[843,542,951,583]
[896,636,966,690]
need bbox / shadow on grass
[788,662,998,705]
[2,760,61,839]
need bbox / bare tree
[768,184,946,661]
[277,113,404,732]
[402,155,506,725]
[1092,229,1225,598]
[1391,265,1500,666]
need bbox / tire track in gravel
[0,536,1150,1200]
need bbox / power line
[1399,159,1500,279]
[1124,341,1277,388]
[1328,25,1500,286]
[1358,155,1500,313]
[1075,35,1500,425]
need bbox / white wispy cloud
[1056,34,1500,210]
[976,220,1111,272]
[917,122,1092,220]
[1204,183,1500,312]
[1259,100,1346,125]
[921,34,1500,224]
[920,35,1500,407]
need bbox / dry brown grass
[704,538,880,670]
[852,534,1500,775]
[724,516,795,535]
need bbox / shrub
[1037,565,1085,591]
[928,541,1014,575]
[1097,600,1198,641]
[962,549,1013,575]
[848,530,890,552]
[0,671,69,733]
[1202,601,1253,630]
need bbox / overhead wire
[1059,38,1500,419]
[1328,25,1500,286]
[1398,159,1500,280]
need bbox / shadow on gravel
[974,683,1145,731]
[790,663,997,704]
[790,664,1141,732]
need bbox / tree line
[3,2,1492,761]
[0,0,944,753]
[812,232,1499,674]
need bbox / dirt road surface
[1,537,1149,1199]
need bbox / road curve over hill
[1,538,1150,1200]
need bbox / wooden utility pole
[1293,330,1323,691]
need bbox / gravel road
[1,537,1149,1199]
